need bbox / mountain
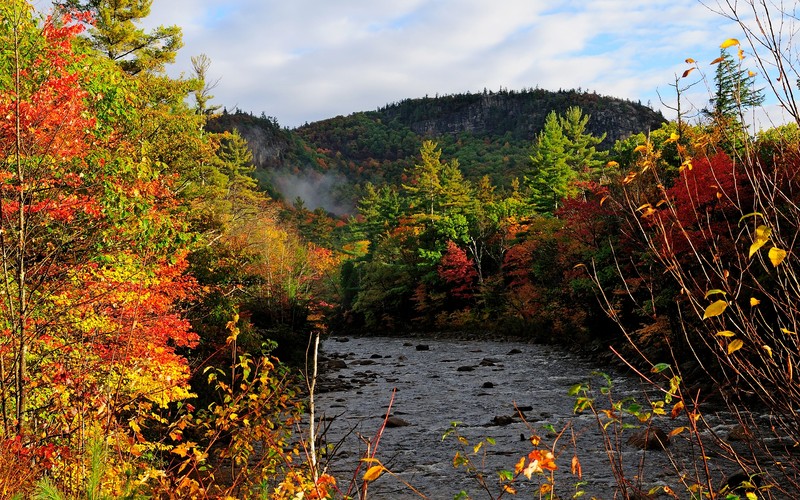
[207,88,667,214]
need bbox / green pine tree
[56,0,183,74]
[706,48,764,124]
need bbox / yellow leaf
[129,420,141,434]
[738,48,745,60]
[606,160,619,168]
[716,330,736,337]
[363,465,384,482]
[763,345,773,357]
[749,225,771,257]
[721,38,740,48]
[769,247,787,266]
[503,484,517,494]
[748,70,756,77]
[682,67,695,78]
[685,57,696,63]
[514,456,525,474]
[728,339,744,355]
[703,300,728,319]
[634,145,647,153]
[781,328,797,335]
[669,426,688,437]
[746,492,757,500]
[750,297,760,306]
[710,56,725,65]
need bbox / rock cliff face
[377,89,666,146]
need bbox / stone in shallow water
[457,366,475,372]
[416,344,430,351]
[627,428,669,450]
[385,416,410,427]
[482,381,494,388]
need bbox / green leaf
[738,212,763,224]
[703,300,728,319]
[567,383,584,396]
[651,363,670,373]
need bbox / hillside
[208,88,667,214]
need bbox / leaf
[669,426,688,437]
[738,48,745,60]
[763,345,773,357]
[606,160,619,168]
[728,339,744,355]
[749,225,771,257]
[363,465,384,482]
[634,145,647,153]
[720,38,740,48]
[781,328,797,335]
[750,297,760,306]
[738,212,763,223]
[716,330,736,337]
[682,68,695,78]
[704,289,727,298]
[710,56,725,65]
[571,455,582,478]
[769,247,787,266]
[703,300,728,319]
[651,363,670,373]
[685,57,696,64]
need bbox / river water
[312,336,753,499]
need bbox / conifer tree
[706,48,764,123]
[525,111,571,213]
[55,0,182,74]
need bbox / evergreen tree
[525,111,571,213]
[560,106,607,180]
[55,0,182,74]
[706,48,764,123]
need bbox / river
[312,336,756,499]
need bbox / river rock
[491,415,514,426]
[416,344,430,351]
[507,348,522,355]
[482,381,494,388]
[326,359,348,369]
[385,416,410,428]
[335,337,350,342]
[727,424,751,442]
[457,365,475,372]
[370,354,383,359]
[627,428,670,450]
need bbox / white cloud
[41,0,783,128]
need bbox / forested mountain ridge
[208,88,666,212]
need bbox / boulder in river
[627,428,670,450]
[457,365,475,372]
[507,348,523,355]
[482,381,494,388]
[385,416,410,428]
[727,424,751,442]
[416,344,430,351]
[491,415,514,426]
[326,359,348,369]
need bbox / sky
[38,0,792,129]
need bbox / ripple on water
[313,336,742,499]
